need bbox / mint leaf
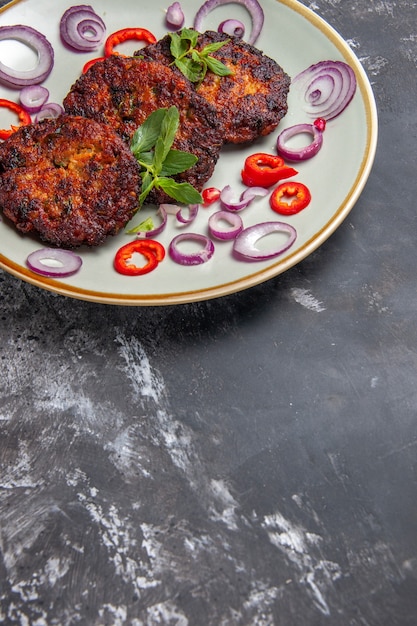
[153,106,180,173]
[157,178,202,204]
[169,32,187,58]
[139,171,155,205]
[180,28,199,47]
[169,30,232,84]
[131,106,202,207]
[205,56,233,77]
[131,108,167,155]
[136,151,154,168]
[174,57,203,83]
[159,149,198,176]
[200,41,231,55]
[126,216,154,234]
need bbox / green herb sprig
[169,28,232,85]
[130,106,203,207]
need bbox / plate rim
[0,0,378,306]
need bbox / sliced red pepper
[0,99,32,140]
[314,117,327,132]
[241,152,298,188]
[270,182,312,216]
[114,239,165,276]
[83,56,106,73]
[104,27,157,57]
[202,187,221,206]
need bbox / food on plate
[0,115,141,248]
[63,55,223,203]
[137,30,291,144]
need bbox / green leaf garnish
[131,108,166,155]
[131,106,203,207]
[125,216,155,234]
[169,29,233,86]
[160,149,198,176]
[157,178,202,204]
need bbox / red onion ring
[233,221,297,261]
[26,248,83,277]
[144,206,168,237]
[240,186,269,202]
[166,2,185,29]
[159,203,199,224]
[194,0,264,45]
[208,210,243,240]
[169,233,215,265]
[176,203,199,224]
[0,25,54,89]
[128,206,168,238]
[60,5,106,52]
[276,123,324,162]
[34,102,64,122]
[292,60,357,121]
[19,84,49,113]
[220,184,268,212]
[218,19,245,38]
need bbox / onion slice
[292,60,357,121]
[166,2,185,29]
[169,233,215,265]
[276,123,324,162]
[218,19,245,38]
[26,248,83,277]
[233,221,297,261]
[60,5,106,52]
[176,203,199,224]
[19,85,49,113]
[220,184,268,212]
[194,0,264,45]
[34,102,64,122]
[208,210,243,240]
[0,25,54,89]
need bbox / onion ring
[26,248,83,277]
[34,102,64,122]
[233,221,297,261]
[194,0,264,45]
[292,60,357,121]
[169,233,215,265]
[60,5,106,52]
[208,210,243,240]
[0,25,54,89]
[276,123,324,162]
[19,84,49,113]
[218,19,245,38]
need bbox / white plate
[0,0,377,305]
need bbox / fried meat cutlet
[137,30,291,144]
[0,115,141,248]
[63,55,223,202]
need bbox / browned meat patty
[137,30,291,144]
[63,55,223,202]
[0,115,141,248]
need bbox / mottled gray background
[1,0,417,624]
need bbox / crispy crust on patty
[0,115,141,248]
[63,55,223,201]
[137,30,291,144]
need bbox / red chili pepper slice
[114,239,165,276]
[0,99,32,140]
[104,27,157,57]
[202,187,221,206]
[83,56,106,73]
[241,152,298,188]
[270,182,312,216]
[314,117,327,132]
